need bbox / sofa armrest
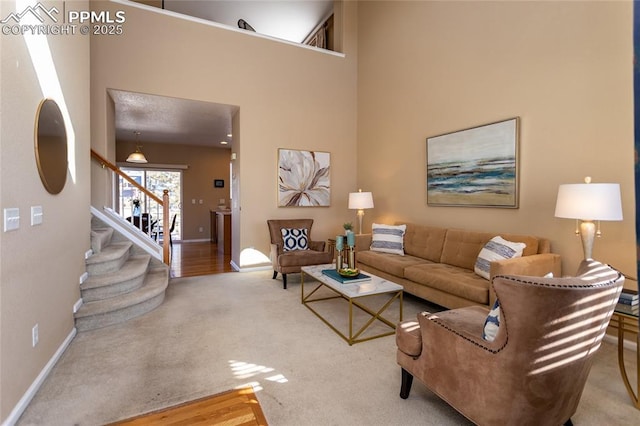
[269,243,280,264]
[309,240,325,251]
[488,253,562,305]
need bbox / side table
[609,304,639,409]
[326,238,347,266]
[327,234,371,266]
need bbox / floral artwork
[278,149,330,207]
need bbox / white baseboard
[2,328,77,426]
[230,260,271,273]
[73,298,83,314]
[179,238,210,243]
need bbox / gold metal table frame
[301,268,403,346]
[610,309,639,409]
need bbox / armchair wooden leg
[400,368,413,399]
[563,419,573,426]
[282,274,287,289]
[272,271,278,280]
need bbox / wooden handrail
[91,149,171,265]
[91,150,163,204]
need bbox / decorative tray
[338,268,360,278]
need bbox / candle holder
[348,246,355,269]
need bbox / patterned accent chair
[267,219,333,289]
[395,259,624,426]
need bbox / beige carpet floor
[16,271,639,425]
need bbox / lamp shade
[126,147,148,164]
[554,183,622,221]
[348,191,374,210]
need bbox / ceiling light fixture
[126,131,148,163]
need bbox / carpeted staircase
[74,219,169,331]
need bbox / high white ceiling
[114,1,333,149]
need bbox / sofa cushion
[357,250,430,278]
[440,229,539,271]
[474,236,526,280]
[370,223,406,255]
[278,250,332,267]
[404,263,490,305]
[281,228,309,251]
[402,223,447,262]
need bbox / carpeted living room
[2,0,640,425]
[15,271,640,425]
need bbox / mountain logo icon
[1,2,59,24]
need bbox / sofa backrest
[267,219,314,246]
[395,222,551,270]
[403,223,447,262]
[440,229,541,270]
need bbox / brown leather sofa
[356,223,561,309]
[267,219,333,289]
[395,259,624,426]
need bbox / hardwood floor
[107,388,268,425]
[170,241,234,278]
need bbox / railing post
[163,189,170,265]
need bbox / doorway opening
[118,168,182,242]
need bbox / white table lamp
[348,189,374,235]
[554,177,623,260]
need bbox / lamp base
[356,210,365,235]
[579,220,596,260]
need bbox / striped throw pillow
[474,236,526,280]
[370,223,406,256]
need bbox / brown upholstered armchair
[267,219,333,289]
[396,259,624,426]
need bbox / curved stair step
[80,255,151,302]
[86,241,132,275]
[91,227,114,254]
[75,268,169,332]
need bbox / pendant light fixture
[126,131,148,163]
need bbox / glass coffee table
[301,264,403,345]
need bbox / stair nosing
[75,269,168,318]
[86,241,132,265]
[81,255,151,290]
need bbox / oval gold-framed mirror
[35,98,68,194]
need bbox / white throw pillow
[370,223,406,256]
[474,236,526,280]
[281,228,309,251]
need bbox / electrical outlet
[199,226,204,232]
[32,324,39,347]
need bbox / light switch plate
[4,208,19,232]
[31,206,43,226]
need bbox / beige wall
[115,141,232,241]
[1,0,638,422]
[0,0,90,421]
[357,0,636,280]
[91,1,359,267]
